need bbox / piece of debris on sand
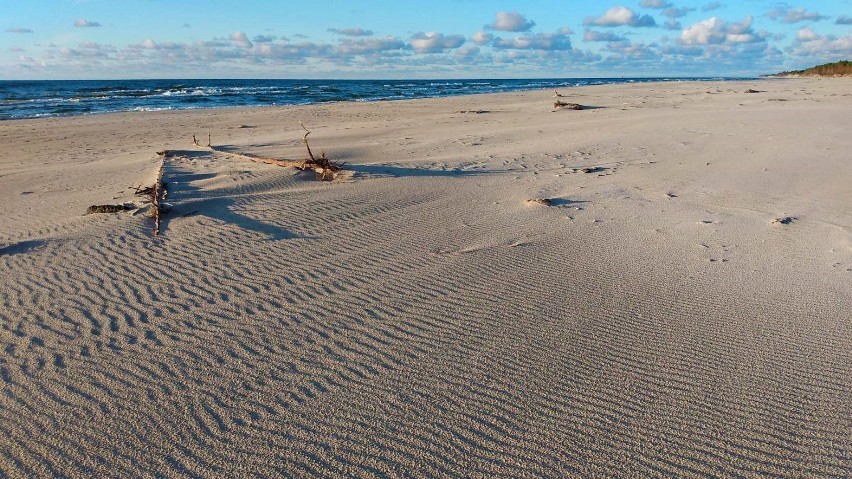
[772,216,795,225]
[554,100,584,110]
[526,198,553,206]
[85,204,129,215]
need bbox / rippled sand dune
[1,79,850,477]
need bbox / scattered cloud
[487,12,536,32]
[664,19,682,30]
[584,30,626,42]
[584,7,656,28]
[73,19,101,28]
[182,23,191,29]
[470,30,494,46]
[787,28,852,60]
[796,27,819,41]
[640,0,672,9]
[679,16,765,45]
[662,7,694,19]
[766,7,828,24]
[258,41,332,60]
[334,36,405,56]
[454,45,481,60]
[328,27,374,37]
[230,31,253,49]
[492,31,573,50]
[410,32,465,53]
[6,2,842,79]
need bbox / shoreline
[1,76,756,121]
[2,78,850,477]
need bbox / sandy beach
[1,79,850,477]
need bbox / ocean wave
[0,77,752,120]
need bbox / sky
[1,0,850,79]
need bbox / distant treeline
[773,60,852,77]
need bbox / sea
[0,77,744,120]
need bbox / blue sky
[2,0,850,79]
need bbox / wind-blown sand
[1,79,850,477]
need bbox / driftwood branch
[130,153,169,236]
[190,125,345,180]
[554,100,584,110]
[152,156,166,236]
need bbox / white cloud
[665,19,682,30]
[788,29,852,59]
[328,28,374,37]
[679,16,764,45]
[230,32,253,49]
[836,15,852,25]
[767,7,828,24]
[702,2,722,12]
[258,41,332,60]
[796,28,819,41]
[584,7,656,28]
[410,32,465,53]
[73,19,101,28]
[5,27,33,33]
[470,31,494,46]
[662,7,694,19]
[138,39,182,50]
[488,12,536,32]
[334,36,405,56]
[493,31,573,50]
[584,30,626,42]
[640,0,672,9]
[454,45,481,60]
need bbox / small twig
[300,122,316,161]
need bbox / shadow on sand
[0,239,48,256]
[158,161,306,240]
[348,164,498,178]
